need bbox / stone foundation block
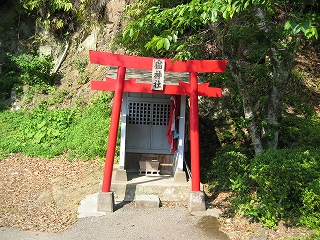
[97,192,115,213]
[135,195,160,209]
[188,191,206,213]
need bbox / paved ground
[0,197,229,240]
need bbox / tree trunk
[262,47,297,149]
[228,59,264,154]
[222,5,301,154]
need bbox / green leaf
[244,0,250,9]
[191,21,197,29]
[37,120,46,129]
[304,27,318,39]
[163,38,170,50]
[209,10,217,22]
[129,28,134,38]
[172,33,178,42]
[156,38,164,50]
[284,21,292,30]
[300,21,311,31]
[33,132,46,144]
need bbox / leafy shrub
[232,148,320,229]
[72,57,89,84]
[299,178,320,229]
[0,109,25,158]
[0,53,55,100]
[280,114,320,148]
[21,0,99,37]
[11,105,75,157]
[22,106,74,143]
[11,53,54,86]
[206,144,253,189]
[0,54,20,100]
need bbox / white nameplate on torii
[151,59,165,90]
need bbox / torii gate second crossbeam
[89,51,227,205]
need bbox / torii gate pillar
[89,51,227,213]
[188,72,206,212]
[97,66,125,212]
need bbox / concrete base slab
[111,180,191,203]
[188,191,206,213]
[135,195,160,208]
[111,173,200,203]
[97,192,115,213]
[78,193,107,218]
[174,171,187,182]
[191,208,222,217]
[113,169,127,181]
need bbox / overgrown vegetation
[0,52,56,101]
[0,92,114,160]
[204,111,320,231]
[20,0,104,37]
[233,148,320,229]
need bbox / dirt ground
[0,154,313,239]
[0,153,103,233]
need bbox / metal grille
[128,102,151,125]
[153,103,170,126]
[128,102,170,126]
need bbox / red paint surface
[101,66,126,192]
[90,50,227,73]
[189,72,201,192]
[91,78,222,97]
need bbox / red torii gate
[89,50,227,195]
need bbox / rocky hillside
[1,0,128,109]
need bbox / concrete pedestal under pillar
[97,192,115,213]
[113,169,127,181]
[188,191,206,213]
[174,171,187,182]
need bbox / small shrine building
[89,51,227,212]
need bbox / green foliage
[11,53,54,85]
[8,105,75,157]
[23,0,73,12]
[119,0,319,58]
[0,53,55,100]
[65,93,113,160]
[22,0,73,33]
[284,13,320,39]
[72,57,89,84]
[279,114,320,148]
[13,0,101,38]
[299,179,320,229]
[0,93,113,160]
[22,106,74,144]
[205,144,253,189]
[0,109,25,158]
[231,148,320,229]
[0,54,20,100]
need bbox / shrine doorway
[125,93,171,153]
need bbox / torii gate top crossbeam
[89,50,228,73]
[90,51,228,97]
